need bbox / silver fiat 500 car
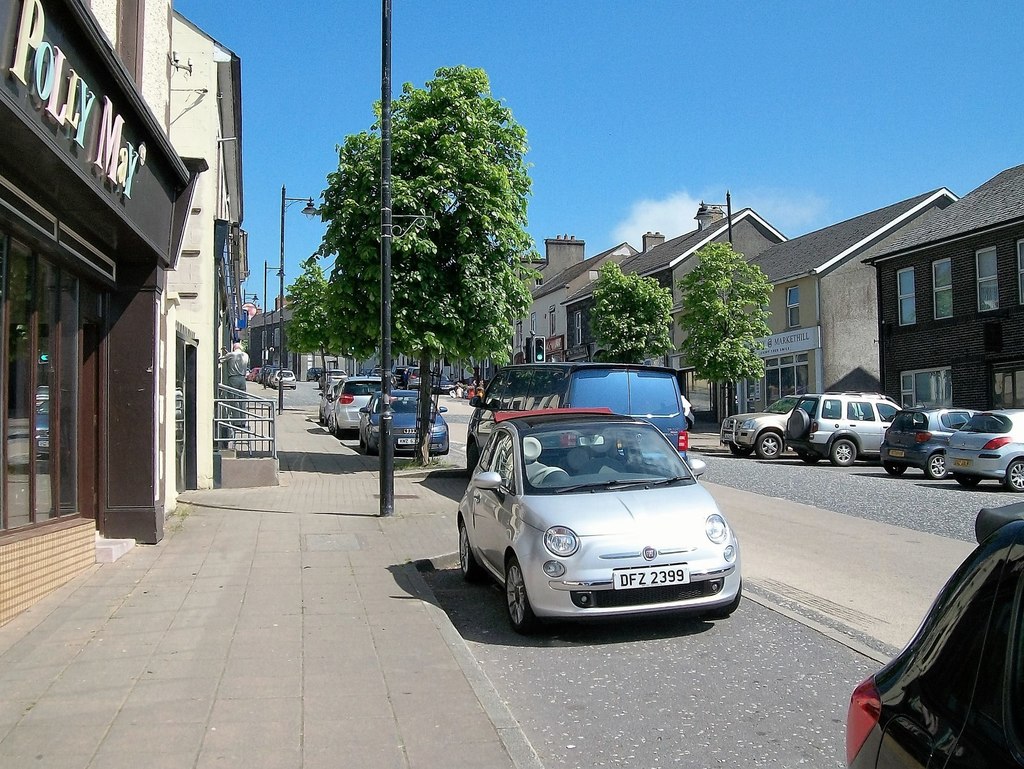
[457,410,741,633]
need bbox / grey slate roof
[531,242,638,301]
[562,213,742,305]
[870,164,1024,260]
[750,190,950,282]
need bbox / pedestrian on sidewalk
[220,342,249,391]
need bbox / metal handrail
[214,384,276,457]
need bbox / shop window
[6,241,33,530]
[900,367,953,408]
[994,364,1024,409]
[35,261,56,520]
[762,354,809,404]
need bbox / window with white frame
[933,258,952,319]
[1017,240,1024,304]
[900,367,952,408]
[977,247,998,311]
[549,305,555,336]
[763,354,810,404]
[786,286,799,328]
[897,267,916,325]
[573,310,582,346]
[530,312,536,334]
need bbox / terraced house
[867,164,1024,409]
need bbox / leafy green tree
[319,65,536,462]
[590,261,674,363]
[285,256,333,374]
[677,243,773,413]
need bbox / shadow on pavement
[411,561,716,649]
[278,450,376,474]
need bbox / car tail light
[339,394,355,405]
[678,431,689,452]
[846,675,881,766]
[811,420,819,433]
[983,436,1012,450]
[914,431,933,443]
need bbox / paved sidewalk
[0,407,541,769]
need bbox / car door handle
[472,492,481,502]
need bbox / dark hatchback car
[880,407,978,480]
[846,502,1024,768]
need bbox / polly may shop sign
[0,0,188,272]
[8,0,145,196]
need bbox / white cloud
[610,188,830,247]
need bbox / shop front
[0,0,192,624]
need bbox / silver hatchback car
[946,409,1024,491]
[330,377,380,437]
[457,411,740,633]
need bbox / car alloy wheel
[458,520,485,582]
[830,438,857,467]
[925,453,948,480]
[755,432,783,460]
[505,555,538,634]
[883,462,907,476]
[1004,459,1024,493]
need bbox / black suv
[466,363,693,471]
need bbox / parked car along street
[847,501,1024,768]
[275,369,297,389]
[306,366,322,382]
[330,376,380,438]
[457,410,737,634]
[946,409,1024,491]
[880,407,977,480]
[785,392,899,466]
[719,395,799,459]
[357,389,449,456]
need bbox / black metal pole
[278,185,286,414]
[726,190,733,244]
[379,0,394,516]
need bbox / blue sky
[174,0,1022,304]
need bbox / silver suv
[784,392,899,467]
[720,395,799,460]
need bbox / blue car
[358,389,449,456]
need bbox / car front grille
[571,578,724,609]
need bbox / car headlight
[544,526,579,557]
[431,423,446,435]
[705,514,729,544]
[740,419,756,429]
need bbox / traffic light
[531,336,546,362]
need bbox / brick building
[867,164,1024,409]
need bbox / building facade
[868,165,1024,410]
[747,189,957,412]
[0,0,196,624]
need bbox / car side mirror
[358,406,369,414]
[686,457,707,478]
[472,470,502,490]
[439,406,448,413]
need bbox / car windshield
[519,420,692,495]
[961,413,1014,434]
[765,396,799,414]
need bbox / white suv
[784,392,899,467]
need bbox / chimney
[543,234,585,275]
[694,202,725,230]
[642,231,665,251]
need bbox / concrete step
[95,535,135,564]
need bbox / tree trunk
[416,348,433,465]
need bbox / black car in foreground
[846,501,1024,768]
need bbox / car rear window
[344,381,378,396]
[567,369,680,416]
[892,411,928,430]
[963,413,1014,434]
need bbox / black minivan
[466,363,693,470]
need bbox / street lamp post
[379,0,394,516]
[278,185,317,415]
